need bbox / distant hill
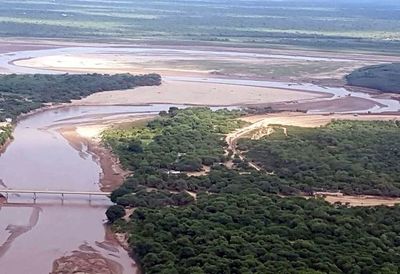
[346,63,400,93]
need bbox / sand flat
[74,80,321,106]
[240,112,400,128]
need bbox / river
[0,45,399,273]
[0,104,181,273]
[2,46,400,113]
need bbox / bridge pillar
[33,192,37,201]
[61,193,64,201]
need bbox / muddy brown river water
[0,104,181,273]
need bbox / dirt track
[229,112,400,206]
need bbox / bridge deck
[0,189,111,196]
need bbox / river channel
[0,104,181,273]
[2,46,400,113]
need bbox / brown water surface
[0,104,178,273]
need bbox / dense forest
[346,63,400,93]
[238,121,400,197]
[0,73,161,121]
[103,107,249,208]
[122,193,400,274]
[106,108,400,273]
[102,107,245,173]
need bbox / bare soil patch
[268,96,380,113]
[51,250,123,274]
[315,192,400,207]
[74,80,321,107]
[239,112,400,127]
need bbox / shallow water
[2,46,399,113]
[0,104,185,274]
[0,46,355,74]
[166,76,400,113]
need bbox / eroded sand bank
[57,115,154,192]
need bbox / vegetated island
[0,73,161,122]
[104,108,400,273]
[346,63,400,93]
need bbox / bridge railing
[0,189,111,201]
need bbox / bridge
[0,189,111,201]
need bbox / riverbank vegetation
[103,107,251,207]
[239,120,400,197]
[0,125,12,147]
[105,109,400,273]
[346,63,400,93]
[0,73,161,121]
[102,107,245,173]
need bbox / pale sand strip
[73,80,321,106]
[240,112,400,127]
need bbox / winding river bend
[0,104,179,273]
[1,45,400,272]
[2,46,400,113]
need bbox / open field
[11,46,393,83]
[1,0,400,52]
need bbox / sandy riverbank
[9,44,392,82]
[57,115,154,192]
[6,40,396,113]
[74,79,325,107]
[58,125,127,192]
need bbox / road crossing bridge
[0,189,111,201]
